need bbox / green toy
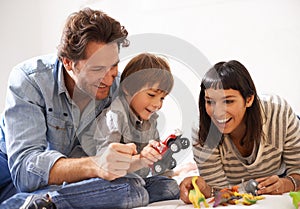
[290,191,300,209]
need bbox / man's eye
[89,67,105,72]
[147,93,155,97]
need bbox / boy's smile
[130,88,167,121]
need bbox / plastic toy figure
[152,129,190,175]
[290,191,300,209]
[188,176,209,208]
[212,186,240,207]
[211,185,264,207]
[241,193,264,205]
[244,179,259,195]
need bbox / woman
[180,60,300,203]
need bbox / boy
[81,52,180,203]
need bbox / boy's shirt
[80,94,160,178]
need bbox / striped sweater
[193,94,300,188]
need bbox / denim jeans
[1,174,179,209]
[144,175,180,204]
[0,151,18,204]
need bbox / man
[0,8,150,209]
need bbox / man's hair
[120,53,174,97]
[57,7,129,62]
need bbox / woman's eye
[224,100,234,104]
[205,100,214,105]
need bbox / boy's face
[129,87,167,120]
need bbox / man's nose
[102,66,118,86]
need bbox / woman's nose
[213,103,226,117]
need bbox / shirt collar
[57,62,68,95]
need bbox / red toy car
[152,130,190,175]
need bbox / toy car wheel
[154,162,166,174]
[180,137,190,149]
[169,158,177,169]
[166,138,176,148]
[169,142,180,153]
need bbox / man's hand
[92,143,137,181]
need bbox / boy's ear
[62,57,73,71]
[246,95,255,107]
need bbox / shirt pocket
[46,114,72,154]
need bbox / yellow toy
[188,176,209,208]
[241,193,265,205]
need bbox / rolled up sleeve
[4,67,65,192]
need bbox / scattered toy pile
[209,185,265,207]
[189,176,265,208]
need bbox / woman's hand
[256,175,290,195]
[180,176,211,203]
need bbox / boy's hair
[57,7,129,62]
[120,53,174,96]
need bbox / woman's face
[204,88,253,134]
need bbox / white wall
[1,0,299,116]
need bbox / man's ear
[62,57,73,71]
[246,95,255,107]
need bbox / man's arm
[49,143,137,184]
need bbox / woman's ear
[62,57,73,71]
[246,95,255,107]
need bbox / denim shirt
[0,54,118,192]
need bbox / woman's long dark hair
[198,60,264,147]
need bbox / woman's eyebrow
[223,95,236,99]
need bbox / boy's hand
[140,140,162,166]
